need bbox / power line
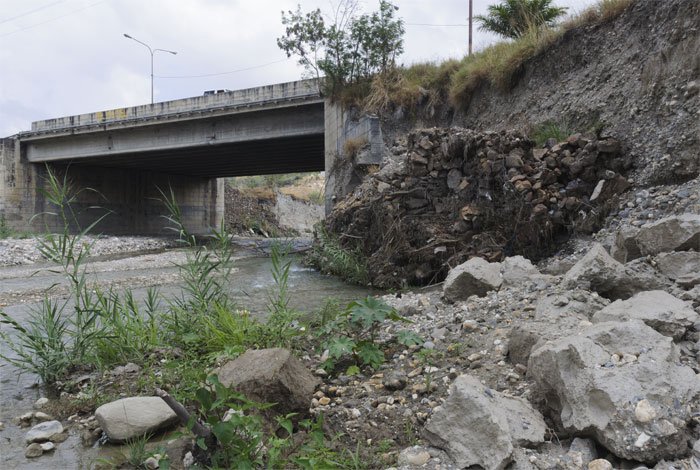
[0,0,66,26]
[155,58,291,79]
[0,0,109,38]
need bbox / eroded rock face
[443,257,502,302]
[528,320,700,463]
[95,397,178,443]
[592,290,699,339]
[215,348,319,419]
[423,374,546,469]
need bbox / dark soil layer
[326,128,631,288]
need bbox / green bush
[307,226,369,286]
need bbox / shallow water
[0,246,371,469]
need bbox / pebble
[25,443,43,458]
[397,446,431,466]
[588,459,613,470]
[39,442,55,452]
[144,456,160,469]
[318,397,331,406]
[634,399,657,423]
[34,397,49,409]
[33,412,53,422]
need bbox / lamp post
[123,33,177,104]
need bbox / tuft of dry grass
[449,27,562,106]
[334,0,635,114]
[343,136,369,158]
[446,0,635,108]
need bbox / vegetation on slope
[345,0,634,114]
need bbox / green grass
[306,226,369,286]
[228,172,318,190]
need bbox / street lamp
[123,33,177,104]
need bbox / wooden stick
[155,388,211,439]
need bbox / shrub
[306,225,369,285]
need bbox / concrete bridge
[0,79,383,234]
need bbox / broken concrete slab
[423,374,545,469]
[443,257,502,302]
[528,320,700,463]
[592,290,700,339]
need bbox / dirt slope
[455,0,699,186]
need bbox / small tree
[277,0,404,95]
[475,0,567,39]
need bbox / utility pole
[468,0,473,55]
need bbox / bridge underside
[57,133,325,177]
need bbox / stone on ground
[592,290,699,339]
[95,397,178,443]
[25,443,43,458]
[25,420,63,443]
[443,257,502,302]
[655,251,700,287]
[635,214,700,255]
[500,256,551,288]
[562,243,630,299]
[215,348,319,418]
[528,320,700,463]
[508,290,608,366]
[423,374,546,469]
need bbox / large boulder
[443,257,502,302]
[562,243,634,300]
[528,320,700,463]
[613,214,700,262]
[636,214,700,254]
[592,290,699,339]
[508,289,609,366]
[95,397,178,442]
[655,251,700,288]
[423,374,546,469]
[215,348,319,419]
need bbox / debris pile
[326,127,632,287]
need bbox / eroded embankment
[326,127,631,288]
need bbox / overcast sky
[0,0,598,136]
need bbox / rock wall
[326,127,631,288]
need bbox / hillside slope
[456,0,699,186]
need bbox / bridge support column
[1,137,223,236]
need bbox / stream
[0,243,371,469]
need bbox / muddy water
[0,246,371,469]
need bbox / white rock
[26,420,64,443]
[634,399,657,423]
[588,459,613,470]
[39,441,55,452]
[34,397,49,409]
[95,397,178,442]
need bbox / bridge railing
[28,78,322,134]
